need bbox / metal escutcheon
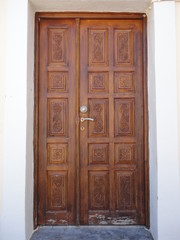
[80,126,85,131]
[80,105,88,113]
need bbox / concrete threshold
[30,226,154,240]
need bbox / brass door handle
[80,117,94,122]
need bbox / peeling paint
[47,219,57,224]
[89,214,136,225]
[47,218,68,225]
[59,219,68,224]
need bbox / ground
[30,226,153,240]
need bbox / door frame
[33,12,149,228]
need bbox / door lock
[80,126,85,131]
[80,106,88,113]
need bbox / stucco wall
[147,5,158,239]
[0,0,28,239]
[0,0,7,222]
[25,2,35,240]
[176,2,180,189]
[30,0,150,12]
[153,2,180,239]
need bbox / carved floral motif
[93,33,104,62]
[49,100,68,137]
[115,144,135,164]
[48,144,67,165]
[119,103,130,133]
[89,144,108,165]
[52,103,62,133]
[93,176,105,207]
[51,175,65,208]
[52,77,64,89]
[89,72,108,93]
[50,72,65,88]
[119,176,131,207]
[114,72,134,93]
[93,104,103,133]
[117,32,129,63]
[52,148,63,161]
[119,77,131,88]
[93,75,105,89]
[115,99,134,136]
[119,147,131,161]
[52,32,63,61]
[94,148,105,162]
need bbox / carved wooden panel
[39,19,76,225]
[89,171,109,210]
[48,99,68,137]
[114,29,133,66]
[47,171,67,210]
[115,171,136,210]
[47,143,68,165]
[48,72,68,92]
[89,99,109,137]
[89,72,109,93]
[114,72,134,93]
[115,143,135,164]
[89,144,109,165]
[114,99,134,137]
[48,28,68,65]
[34,18,147,225]
[89,29,108,66]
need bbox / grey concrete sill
[30,226,153,240]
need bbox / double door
[38,16,146,225]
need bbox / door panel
[38,19,76,225]
[38,17,146,226]
[79,19,144,225]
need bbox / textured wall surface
[30,0,150,12]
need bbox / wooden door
[37,15,146,226]
[79,19,145,225]
[38,19,76,224]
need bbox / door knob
[80,117,94,122]
[80,106,88,113]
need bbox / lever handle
[80,117,94,122]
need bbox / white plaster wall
[0,0,7,221]
[25,2,35,240]
[153,2,180,240]
[147,5,158,240]
[176,2,180,187]
[0,0,28,239]
[30,0,150,12]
